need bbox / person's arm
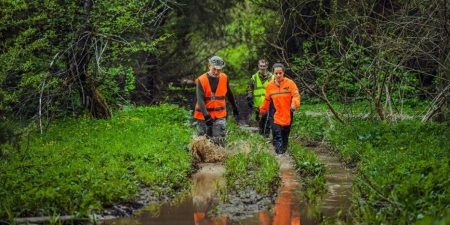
[196,80,209,117]
[246,76,254,99]
[259,86,271,115]
[259,95,270,115]
[226,80,239,113]
[290,80,301,110]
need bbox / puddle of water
[297,146,354,223]
[102,163,226,225]
[102,147,353,225]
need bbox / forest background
[0,0,449,224]
[1,0,448,124]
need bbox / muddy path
[314,145,353,219]
[101,154,299,225]
[10,92,354,225]
[99,142,353,225]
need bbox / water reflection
[257,169,301,225]
[103,149,353,225]
[192,163,227,225]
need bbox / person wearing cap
[259,63,300,154]
[193,55,239,146]
[246,59,274,137]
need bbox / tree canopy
[1,0,448,124]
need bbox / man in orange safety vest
[193,56,239,146]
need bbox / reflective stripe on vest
[269,90,291,97]
[252,73,274,107]
[193,73,228,120]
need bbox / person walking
[246,59,274,137]
[259,63,300,154]
[193,55,239,146]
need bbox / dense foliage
[329,120,449,224]
[0,1,178,120]
[2,0,447,123]
[0,104,193,219]
[1,0,449,224]
[291,107,450,224]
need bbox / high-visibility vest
[252,72,274,107]
[193,73,228,120]
[259,77,300,126]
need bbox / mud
[99,149,300,225]
[45,138,351,225]
[190,136,228,163]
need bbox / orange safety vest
[193,73,228,120]
[260,77,300,126]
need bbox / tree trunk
[68,0,110,119]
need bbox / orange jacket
[260,78,300,126]
[193,73,228,120]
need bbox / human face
[209,64,222,76]
[258,63,268,75]
[273,67,284,83]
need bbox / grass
[0,104,194,219]
[224,151,280,196]
[222,123,280,198]
[329,120,450,224]
[2,97,447,225]
[288,142,327,202]
[291,100,449,224]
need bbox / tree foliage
[0,0,174,122]
[1,0,448,123]
[263,0,450,122]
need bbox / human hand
[204,115,213,126]
[290,105,296,112]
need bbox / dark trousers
[255,110,271,137]
[272,123,291,154]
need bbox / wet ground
[299,144,354,223]
[13,133,352,225]
[100,141,353,225]
[100,92,353,224]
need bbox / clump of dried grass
[189,136,227,163]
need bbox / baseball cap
[209,56,225,69]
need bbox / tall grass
[291,101,449,224]
[0,104,194,219]
[222,123,280,197]
[329,120,449,224]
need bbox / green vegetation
[1,0,449,224]
[291,103,450,224]
[229,77,249,96]
[0,104,194,219]
[328,120,449,224]
[289,142,327,201]
[291,110,332,143]
[223,151,280,196]
[223,123,280,196]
